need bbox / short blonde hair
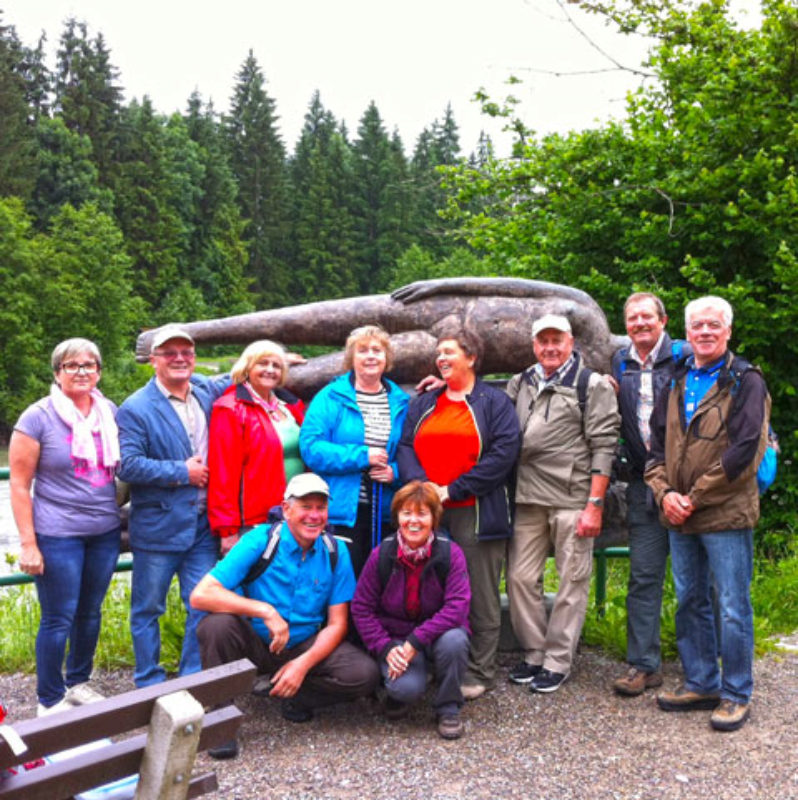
[343,325,393,372]
[230,340,288,386]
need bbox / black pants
[197,613,379,709]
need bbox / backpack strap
[242,521,283,587]
[376,533,451,589]
[243,522,339,587]
[576,366,593,435]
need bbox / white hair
[684,296,733,328]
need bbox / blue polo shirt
[210,521,355,648]
[684,355,725,425]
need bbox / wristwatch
[587,496,604,508]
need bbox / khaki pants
[443,505,506,688]
[507,503,593,674]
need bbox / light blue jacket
[299,372,409,527]
[117,374,229,552]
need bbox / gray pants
[443,505,506,688]
[382,627,469,715]
[625,478,669,672]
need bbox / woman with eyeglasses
[9,338,122,715]
[207,340,305,554]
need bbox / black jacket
[611,333,691,478]
[397,379,520,541]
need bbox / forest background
[0,0,797,564]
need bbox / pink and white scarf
[49,384,120,478]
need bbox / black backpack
[376,533,452,589]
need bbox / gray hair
[51,338,102,372]
[624,292,667,320]
[684,296,733,328]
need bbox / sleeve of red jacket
[207,403,244,535]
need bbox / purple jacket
[351,534,471,657]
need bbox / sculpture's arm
[391,277,596,307]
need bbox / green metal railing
[0,466,629,606]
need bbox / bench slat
[0,706,242,800]
[0,659,255,770]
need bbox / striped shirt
[356,387,391,504]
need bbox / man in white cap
[191,473,379,756]
[117,327,230,688]
[505,314,620,693]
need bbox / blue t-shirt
[684,356,725,425]
[210,521,355,648]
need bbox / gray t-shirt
[15,397,121,537]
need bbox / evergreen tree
[184,92,252,317]
[351,102,411,293]
[225,50,292,306]
[54,19,122,185]
[30,116,111,227]
[0,16,36,199]
[290,92,358,301]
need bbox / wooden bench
[0,659,256,800]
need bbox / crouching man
[190,472,379,758]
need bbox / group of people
[9,289,770,756]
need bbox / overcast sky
[2,0,761,156]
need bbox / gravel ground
[2,644,797,800]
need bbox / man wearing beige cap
[191,473,379,757]
[505,314,620,693]
[117,326,230,688]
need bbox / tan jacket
[507,354,620,509]
[645,350,770,533]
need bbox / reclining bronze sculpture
[136,277,623,398]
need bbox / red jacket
[208,383,305,536]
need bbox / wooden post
[134,690,204,800]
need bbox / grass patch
[0,574,186,674]
[581,547,798,659]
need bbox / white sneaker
[65,682,106,705]
[37,697,76,716]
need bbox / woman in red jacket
[208,340,305,554]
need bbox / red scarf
[396,531,433,619]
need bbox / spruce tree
[225,50,291,306]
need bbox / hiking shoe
[460,683,487,701]
[384,697,410,721]
[65,682,106,705]
[437,713,464,740]
[281,699,314,723]
[36,697,75,717]
[208,738,239,760]
[530,669,569,693]
[710,699,750,732]
[612,667,663,697]
[657,686,721,712]
[509,662,542,685]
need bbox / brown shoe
[710,699,750,732]
[437,713,464,740]
[613,666,663,697]
[657,686,721,712]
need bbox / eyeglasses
[61,362,99,375]
[153,349,196,360]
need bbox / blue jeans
[668,528,754,704]
[381,627,469,716]
[34,527,121,707]
[625,479,669,672]
[130,520,218,687]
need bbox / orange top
[413,393,479,508]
